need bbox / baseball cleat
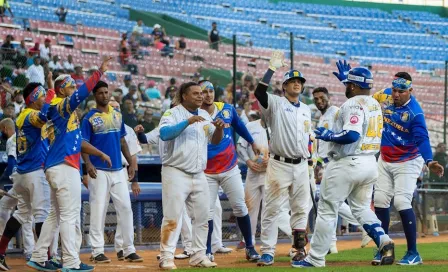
[215,246,232,254]
[288,248,297,258]
[49,256,63,269]
[159,259,177,270]
[190,257,217,268]
[236,241,246,250]
[61,262,95,271]
[291,247,307,262]
[206,253,214,262]
[125,253,143,262]
[397,251,423,265]
[361,230,372,248]
[257,254,274,266]
[245,247,260,261]
[117,250,125,261]
[0,255,9,271]
[379,240,395,265]
[174,251,191,259]
[90,253,111,263]
[26,260,59,271]
[291,259,315,268]
[371,250,381,266]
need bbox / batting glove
[314,127,334,142]
[332,59,351,82]
[269,50,286,71]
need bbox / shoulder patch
[163,110,172,117]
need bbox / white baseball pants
[159,166,209,266]
[89,169,135,258]
[307,155,391,267]
[172,205,193,253]
[260,158,310,256]
[31,164,83,269]
[374,156,424,212]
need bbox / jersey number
[366,116,383,138]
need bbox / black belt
[323,158,330,164]
[273,155,303,165]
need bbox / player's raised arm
[22,83,55,127]
[332,59,351,84]
[255,50,285,109]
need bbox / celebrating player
[27,58,113,272]
[81,81,143,263]
[0,82,56,271]
[158,82,223,270]
[294,66,395,268]
[254,51,312,266]
[372,72,444,265]
[199,80,261,262]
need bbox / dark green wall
[269,0,448,17]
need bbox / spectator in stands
[119,47,131,67]
[63,54,74,72]
[119,33,128,51]
[273,80,283,96]
[162,86,176,113]
[137,82,150,102]
[120,74,132,96]
[165,77,176,98]
[122,99,139,128]
[0,77,13,109]
[12,90,24,115]
[28,42,40,58]
[71,63,84,89]
[25,56,45,85]
[239,101,251,125]
[2,103,15,120]
[16,40,28,68]
[175,34,187,51]
[208,22,220,51]
[140,109,155,133]
[129,33,141,59]
[192,72,201,83]
[0,0,13,21]
[145,80,161,100]
[132,19,144,37]
[1,34,15,61]
[39,38,51,62]
[122,84,138,104]
[431,143,447,183]
[48,55,63,71]
[55,6,68,23]
[152,24,169,46]
[112,88,123,104]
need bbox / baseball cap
[282,70,306,85]
[124,75,132,81]
[153,24,161,29]
[74,63,83,68]
[44,38,51,43]
[148,80,156,87]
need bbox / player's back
[15,108,47,174]
[328,95,382,159]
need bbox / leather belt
[273,155,303,165]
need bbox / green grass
[177,242,448,271]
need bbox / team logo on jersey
[350,116,359,124]
[203,124,210,137]
[323,123,328,129]
[163,111,172,117]
[401,112,410,122]
[221,109,231,119]
[304,120,310,133]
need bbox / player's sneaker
[215,246,233,254]
[206,253,214,262]
[291,259,315,268]
[379,240,395,265]
[288,248,297,258]
[49,256,63,269]
[0,255,9,271]
[190,256,217,268]
[257,254,274,266]
[236,241,245,250]
[397,251,423,266]
[90,253,111,263]
[291,247,307,262]
[61,262,95,271]
[159,259,177,270]
[125,253,143,262]
[26,260,59,271]
[174,251,191,259]
[371,250,382,266]
[245,247,261,261]
[117,250,125,261]
[361,229,372,248]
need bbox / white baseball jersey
[6,133,17,160]
[317,106,339,159]
[145,127,160,145]
[237,120,269,162]
[328,95,382,159]
[159,105,215,174]
[260,93,311,159]
[121,125,142,166]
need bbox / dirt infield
[7,234,448,271]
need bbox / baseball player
[27,58,113,272]
[254,51,312,266]
[312,86,372,252]
[108,100,142,261]
[199,80,260,262]
[0,81,57,271]
[294,67,395,268]
[158,82,223,269]
[371,72,443,265]
[81,81,142,263]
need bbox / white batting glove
[269,50,286,71]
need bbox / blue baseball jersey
[375,88,432,163]
[15,108,48,174]
[82,106,126,171]
[205,102,254,174]
[45,70,102,170]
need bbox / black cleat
[380,241,395,265]
[90,253,111,263]
[125,253,143,262]
[117,250,124,261]
[0,255,9,271]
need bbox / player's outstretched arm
[255,50,285,109]
[230,106,256,147]
[332,59,351,83]
[314,127,360,144]
[160,116,205,141]
[211,118,225,145]
[81,141,112,168]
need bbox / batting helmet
[342,67,373,89]
[282,70,306,85]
